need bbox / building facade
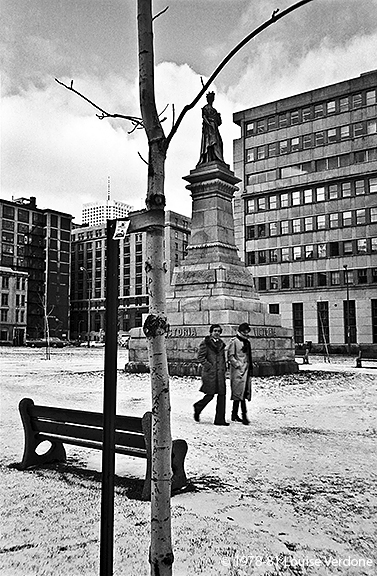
[0,197,73,341]
[233,70,377,353]
[70,210,190,340]
[82,197,133,227]
[0,266,28,345]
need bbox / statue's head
[206,91,215,104]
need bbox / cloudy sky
[2,0,377,222]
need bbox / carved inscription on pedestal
[253,327,277,337]
[175,269,216,285]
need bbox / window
[268,142,278,157]
[280,140,289,154]
[316,187,325,201]
[356,209,366,225]
[246,198,256,213]
[367,119,377,134]
[302,134,312,149]
[343,241,353,254]
[355,150,366,163]
[314,103,324,118]
[278,113,288,128]
[257,224,266,237]
[329,184,338,199]
[269,195,277,210]
[314,131,324,147]
[259,278,267,291]
[318,272,327,286]
[257,198,266,212]
[290,110,300,124]
[258,250,266,264]
[247,252,255,266]
[305,245,314,259]
[269,222,278,236]
[371,207,377,223]
[340,125,350,139]
[282,275,290,289]
[339,97,349,112]
[372,268,377,282]
[317,215,326,229]
[292,191,300,205]
[291,137,300,152]
[355,180,365,195]
[246,226,255,240]
[281,221,289,235]
[305,274,314,288]
[370,178,377,194]
[1,310,8,322]
[342,211,352,226]
[269,249,278,262]
[327,128,337,143]
[257,146,266,160]
[281,247,290,262]
[267,116,277,130]
[327,100,336,114]
[257,119,266,133]
[1,294,9,306]
[293,275,302,289]
[269,304,280,314]
[329,242,339,257]
[270,276,278,290]
[293,219,301,233]
[354,122,364,137]
[280,193,289,207]
[352,93,362,108]
[357,269,368,284]
[292,302,304,343]
[366,90,376,106]
[304,189,313,204]
[246,121,256,135]
[330,213,339,229]
[304,217,313,232]
[318,301,329,344]
[341,182,351,197]
[331,271,340,285]
[302,107,311,122]
[357,239,367,253]
[318,244,327,258]
[372,300,377,344]
[2,276,9,289]
[293,246,302,261]
[246,148,255,162]
[372,238,377,252]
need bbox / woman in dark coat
[193,324,229,426]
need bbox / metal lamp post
[343,264,350,355]
[80,266,91,348]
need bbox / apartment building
[233,70,377,353]
[0,197,73,341]
[0,266,28,345]
[82,197,133,227]
[70,210,190,339]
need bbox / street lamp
[80,266,91,348]
[343,264,350,355]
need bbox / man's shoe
[214,421,230,426]
[242,417,250,425]
[231,415,243,422]
[193,407,200,422]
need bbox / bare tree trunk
[137,1,173,574]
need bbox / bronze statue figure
[198,92,225,165]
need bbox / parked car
[25,337,66,348]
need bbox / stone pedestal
[127,161,297,376]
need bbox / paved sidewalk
[297,354,377,375]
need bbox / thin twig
[152,5,169,21]
[165,0,314,148]
[138,151,149,165]
[55,78,144,128]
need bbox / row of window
[2,207,71,229]
[247,209,377,241]
[246,238,377,266]
[245,177,377,213]
[245,88,376,136]
[246,119,377,162]
[255,267,377,292]
[246,148,377,185]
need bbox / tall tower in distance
[81,177,133,226]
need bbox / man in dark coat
[193,324,229,426]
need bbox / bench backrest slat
[33,419,146,450]
[31,405,144,433]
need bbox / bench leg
[171,439,188,494]
[17,398,67,470]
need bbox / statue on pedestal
[198,92,225,165]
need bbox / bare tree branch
[152,5,169,21]
[165,0,314,148]
[138,151,149,165]
[55,78,144,129]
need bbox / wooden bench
[16,398,188,501]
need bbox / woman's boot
[241,400,250,425]
[231,400,242,422]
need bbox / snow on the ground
[0,348,376,575]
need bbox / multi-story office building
[0,266,28,345]
[233,70,377,352]
[0,197,73,341]
[82,195,133,227]
[70,210,190,339]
